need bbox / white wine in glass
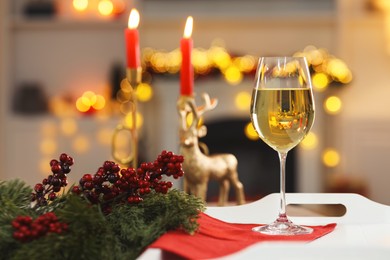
[250,57,315,235]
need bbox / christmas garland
[0,151,204,260]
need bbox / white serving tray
[139,193,390,260]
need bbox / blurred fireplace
[200,118,297,202]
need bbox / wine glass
[250,56,315,235]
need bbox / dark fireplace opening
[200,118,297,203]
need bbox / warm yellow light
[312,72,329,92]
[166,49,181,74]
[322,148,340,167]
[98,0,114,16]
[72,135,90,154]
[235,91,251,111]
[150,52,168,73]
[327,58,350,81]
[83,90,95,100]
[185,113,203,128]
[128,9,140,29]
[211,47,231,70]
[136,83,153,102]
[244,122,259,141]
[40,138,57,155]
[76,91,105,112]
[300,132,318,150]
[235,55,256,73]
[324,96,342,114]
[124,112,143,129]
[224,65,243,85]
[373,0,390,11]
[76,97,90,112]
[73,0,88,12]
[92,95,106,110]
[193,49,211,74]
[60,118,78,136]
[183,16,193,38]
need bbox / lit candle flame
[128,8,140,29]
[183,16,193,38]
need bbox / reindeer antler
[197,93,218,118]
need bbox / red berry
[82,174,93,182]
[83,181,94,190]
[103,161,113,171]
[48,192,57,201]
[50,159,58,166]
[71,186,81,194]
[59,153,68,163]
[34,183,44,193]
[51,164,61,173]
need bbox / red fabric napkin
[149,212,336,259]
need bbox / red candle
[125,8,140,69]
[180,16,194,96]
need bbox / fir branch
[107,189,204,259]
[0,179,32,209]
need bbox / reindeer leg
[218,179,230,206]
[196,182,208,203]
[183,178,189,194]
[229,171,246,205]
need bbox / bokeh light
[322,148,340,167]
[76,91,106,113]
[124,112,143,129]
[324,96,342,114]
[224,65,243,85]
[73,0,88,12]
[312,72,329,92]
[185,113,203,128]
[98,0,114,16]
[244,122,259,141]
[136,83,153,102]
[93,94,106,110]
[300,132,318,150]
[235,91,251,111]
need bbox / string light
[73,0,88,12]
[322,148,340,167]
[76,91,106,114]
[300,132,319,150]
[98,0,114,16]
[244,122,259,141]
[235,91,251,111]
[324,96,342,115]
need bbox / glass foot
[252,218,313,235]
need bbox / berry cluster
[12,212,68,243]
[72,150,184,213]
[31,153,74,207]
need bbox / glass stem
[277,152,289,222]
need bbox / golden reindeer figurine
[177,93,245,206]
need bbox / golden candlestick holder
[177,93,246,206]
[112,67,142,168]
